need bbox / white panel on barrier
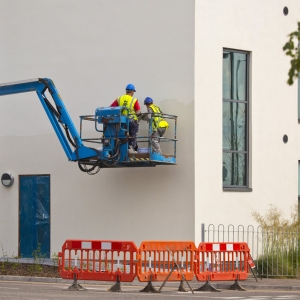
[226,244,233,251]
[212,244,220,251]
[82,241,92,249]
[102,242,112,250]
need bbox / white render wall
[0,0,195,256]
[195,0,299,241]
[1,0,299,257]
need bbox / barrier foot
[107,276,122,293]
[178,280,188,292]
[193,281,221,292]
[140,275,158,293]
[228,279,246,291]
[64,274,86,291]
[139,281,158,293]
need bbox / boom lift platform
[0,78,177,174]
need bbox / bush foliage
[252,204,299,277]
[283,22,300,85]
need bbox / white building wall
[0,0,195,256]
[1,0,299,257]
[195,0,299,243]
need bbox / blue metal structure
[0,78,177,173]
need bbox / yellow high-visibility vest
[149,104,169,130]
[117,95,138,121]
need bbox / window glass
[223,102,246,151]
[223,49,248,188]
[223,52,231,100]
[223,153,246,186]
[223,52,247,101]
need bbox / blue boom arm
[0,78,97,161]
[0,78,177,173]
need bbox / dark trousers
[128,120,139,150]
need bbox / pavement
[0,275,299,292]
[0,258,299,291]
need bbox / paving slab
[0,275,299,291]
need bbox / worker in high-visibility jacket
[142,97,169,154]
[110,84,141,152]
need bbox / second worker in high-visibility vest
[142,97,169,154]
[110,84,141,152]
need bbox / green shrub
[252,204,299,277]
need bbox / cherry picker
[0,78,177,174]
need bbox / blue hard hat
[144,97,153,105]
[126,84,136,92]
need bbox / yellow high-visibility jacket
[117,95,138,121]
[148,104,169,130]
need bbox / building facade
[0,0,299,257]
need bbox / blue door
[19,175,50,258]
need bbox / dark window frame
[223,48,251,191]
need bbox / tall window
[222,50,249,189]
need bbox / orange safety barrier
[137,240,197,292]
[58,239,138,287]
[195,242,250,282]
[58,239,255,293]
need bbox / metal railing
[202,224,300,278]
[79,112,178,157]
